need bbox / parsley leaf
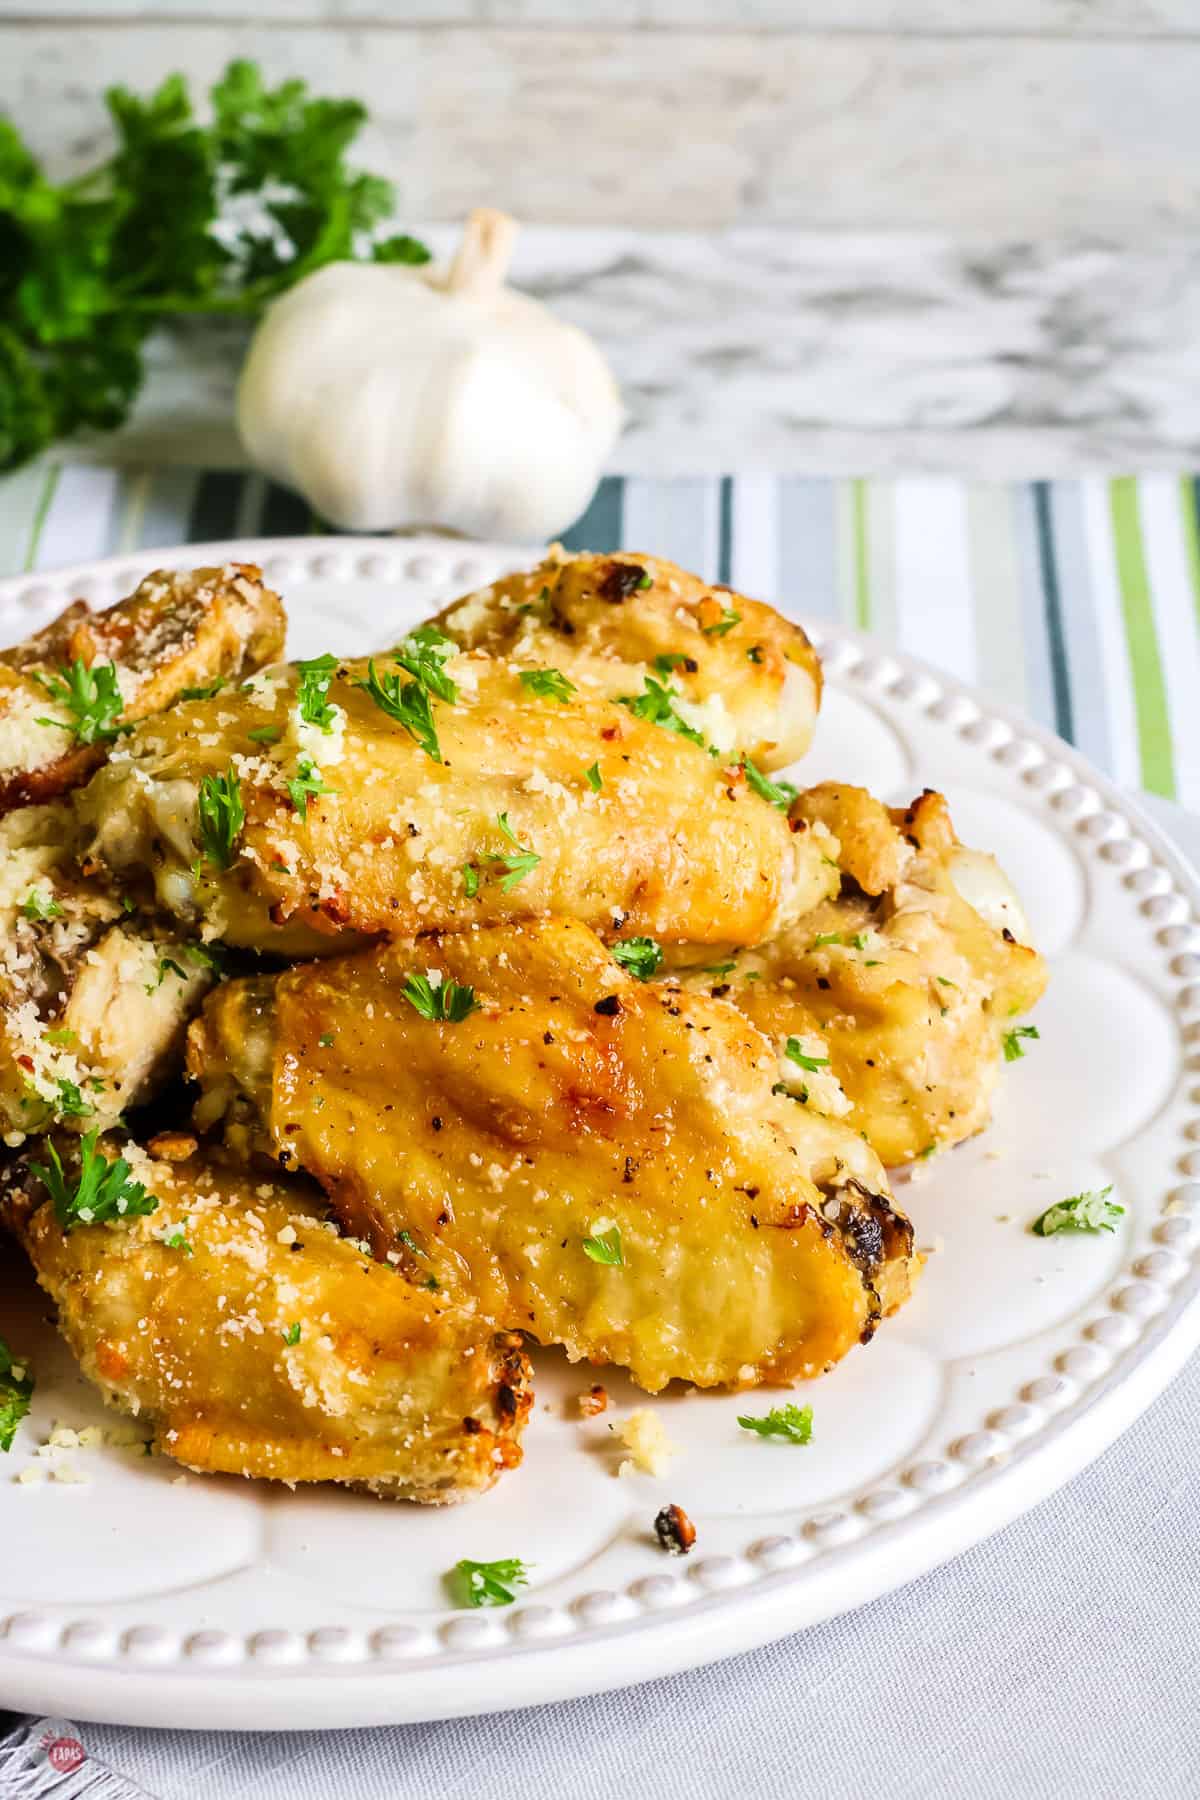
[612,937,663,981]
[519,667,576,704]
[653,652,692,676]
[0,1338,33,1453]
[36,659,129,746]
[162,1228,192,1255]
[462,863,479,898]
[489,813,540,892]
[616,675,704,747]
[181,676,225,701]
[21,888,61,921]
[449,1557,530,1609]
[582,1225,624,1266]
[810,931,867,951]
[394,625,459,704]
[295,652,340,731]
[287,755,336,820]
[401,972,478,1023]
[1003,1024,1040,1062]
[1032,1186,1124,1237]
[584,761,603,793]
[30,1129,158,1232]
[742,757,797,812]
[702,606,741,636]
[197,768,244,869]
[737,1404,813,1445]
[53,1078,93,1120]
[356,660,441,761]
[784,1037,829,1074]
[282,1322,301,1345]
[145,954,188,994]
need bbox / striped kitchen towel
[2,464,1199,810]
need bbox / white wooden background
[2,2,1198,234]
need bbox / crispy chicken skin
[434,549,823,770]
[0,803,212,1142]
[1,1138,531,1500]
[187,919,919,1394]
[76,649,839,954]
[0,563,285,814]
[674,785,1047,1168]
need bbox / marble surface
[81,228,1200,478]
[5,21,1200,235]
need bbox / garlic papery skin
[236,208,622,539]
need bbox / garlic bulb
[236,209,622,539]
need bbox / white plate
[1,536,1199,1732]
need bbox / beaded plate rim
[0,535,1197,1731]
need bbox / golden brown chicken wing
[434,548,822,770]
[1,1135,531,1499]
[75,645,838,954]
[0,803,212,1143]
[672,785,1047,1168]
[187,918,919,1394]
[0,563,284,814]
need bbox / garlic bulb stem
[445,208,518,299]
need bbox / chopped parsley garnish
[612,937,663,981]
[784,1038,829,1074]
[702,606,741,636]
[21,889,61,921]
[44,1027,76,1047]
[397,1228,428,1259]
[181,676,225,702]
[584,761,603,793]
[295,652,340,731]
[401,972,478,1023]
[462,863,479,898]
[489,813,540,892]
[582,1225,624,1266]
[737,1403,813,1445]
[357,660,441,761]
[705,960,737,977]
[197,768,244,869]
[247,725,281,747]
[162,1228,192,1255]
[810,931,867,951]
[936,976,957,989]
[450,1557,530,1609]
[36,658,130,747]
[31,1129,158,1232]
[282,1322,301,1345]
[54,1078,93,1120]
[1032,1186,1124,1237]
[1002,1024,1040,1063]
[317,1032,334,1048]
[0,1339,33,1453]
[653,652,691,675]
[747,646,765,664]
[146,954,188,993]
[519,667,575,703]
[287,756,336,820]
[616,675,704,747]
[742,757,797,811]
[394,624,459,704]
[185,942,225,973]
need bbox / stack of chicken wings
[0,550,1045,1502]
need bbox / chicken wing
[672,785,1047,1168]
[0,802,212,1143]
[187,918,919,1394]
[434,549,822,770]
[0,563,284,814]
[1,1135,531,1500]
[75,646,838,953]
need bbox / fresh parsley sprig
[21,889,62,922]
[402,972,478,1023]
[784,1038,829,1074]
[294,653,340,731]
[0,1338,33,1453]
[582,1225,624,1266]
[489,814,540,892]
[519,667,576,704]
[35,659,129,747]
[197,768,244,868]
[612,937,663,981]
[737,1404,813,1445]
[1003,1024,1040,1063]
[394,625,459,704]
[1032,1186,1124,1237]
[742,756,797,812]
[287,755,336,820]
[357,660,441,761]
[449,1557,530,1609]
[702,606,741,636]
[616,675,704,747]
[30,1130,158,1232]
[0,62,429,473]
